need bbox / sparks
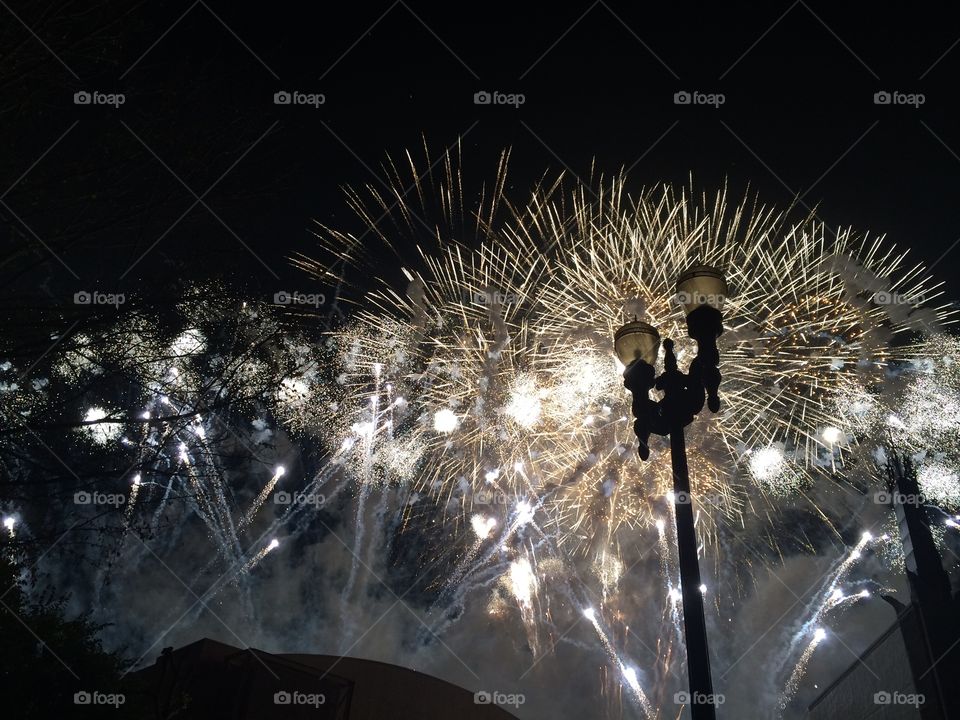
[433,408,458,433]
[308,155,951,549]
[822,426,843,444]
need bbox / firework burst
[300,146,954,553]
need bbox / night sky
[5,2,960,302]
[4,3,960,719]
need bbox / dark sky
[4,0,960,306]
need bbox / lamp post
[614,265,727,720]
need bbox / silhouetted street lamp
[614,265,727,720]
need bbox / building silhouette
[130,638,521,719]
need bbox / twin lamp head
[614,265,728,368]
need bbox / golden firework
[298,145,955,552]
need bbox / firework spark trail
[199,427,250,559]
[487,524,658,714]
[126,414,174,529]
[242,537,280,573]
[136,416,190,534]
[423,500,552,643]
[152,386,253,570]
[441,513,499,591]
[174,471,345,627]
[583,607,654,718]
[162,528,284,626]
[340,366,384,644]
[183,459,349,591]
[425,511,560,642]
[776,531,879,692]
[423,556,513,641]
[647,511,690,698]
[823,587,871,614]
[170,431,258,610]
[176,446,205,512]
[239,466,285,530]
[364,479,393,579]
[198,536,283,603]
[364,372,399,584]
[187,417,231,531]
[440,497,543,607]
[595,548,623,603]
[654,501,686,651]
[801,531,874,627]
[655,518,671,578]
[150,476,175,532]
[780,628,826,711]
[338,476,374,647]
[424,549,517,640]
[508,552,542,657]
[123,474,142,527]
[207,461,240,547]
[177,444,238,563]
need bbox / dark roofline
[139,638,491,700]
[139,638,477,695]
[276,650,499,701]
[134,637,520,719]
